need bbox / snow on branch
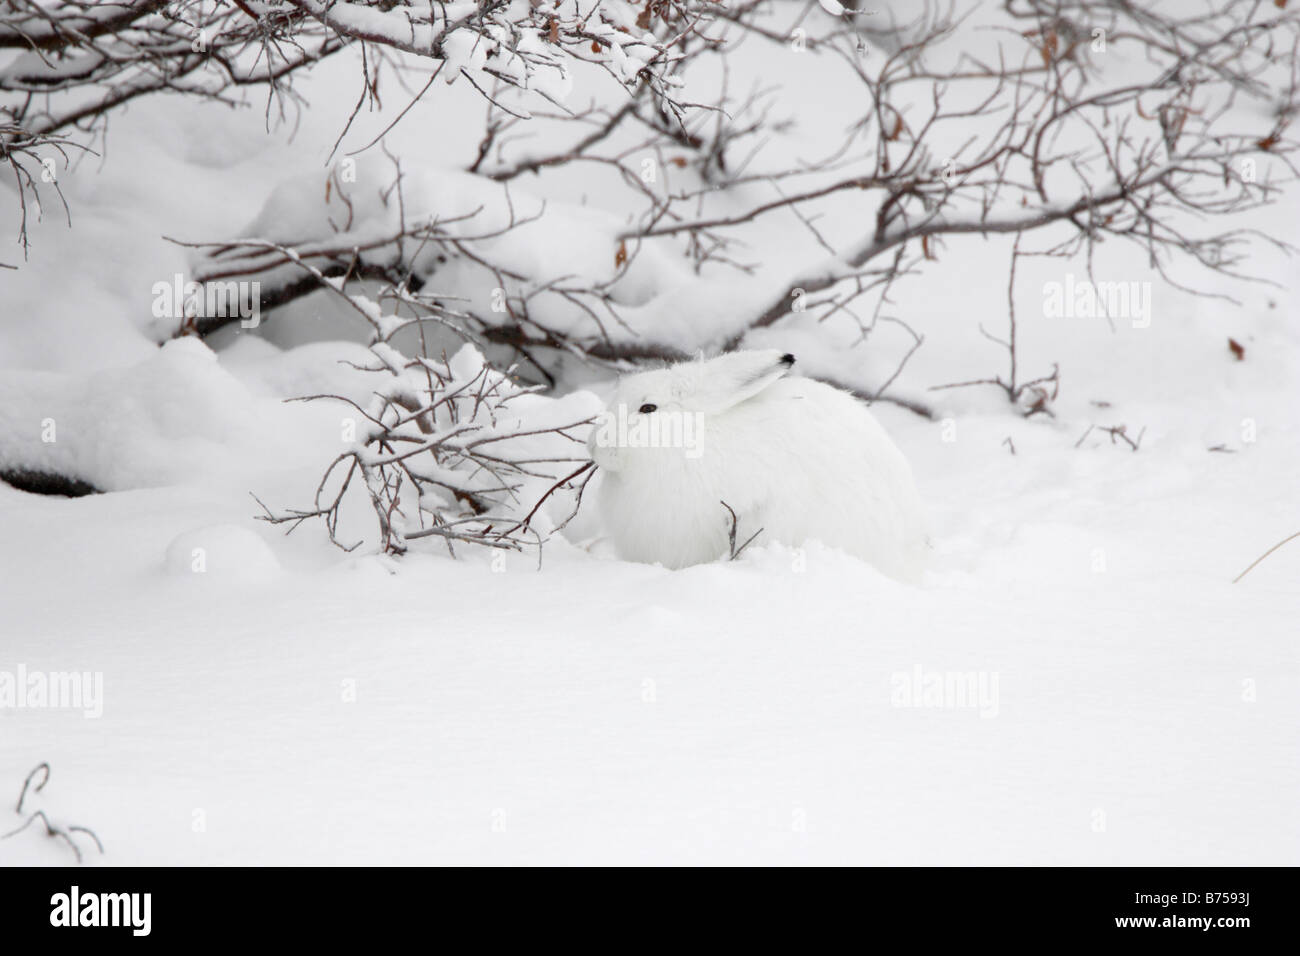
[254,340,595,558]
[225,236,599,557]
[0,1,713,256]
[283,0,677,100]
[137,1,1300,422]
[170,151,938,416]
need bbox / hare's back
[755,377,928,542]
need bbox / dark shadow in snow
[0,468,101,497]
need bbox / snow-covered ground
[1,6,1297,865]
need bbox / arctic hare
[588,350,929,579]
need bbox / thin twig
[1233,530,1300,583]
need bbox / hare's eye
[638,403,657,414]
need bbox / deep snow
[1,2,1297,865]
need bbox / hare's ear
[693,350,795,414]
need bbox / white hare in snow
[587,350,930,580]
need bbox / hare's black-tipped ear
[695,349,794,414]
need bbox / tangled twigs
[0,1,342,253]
[255,343,595,558]
[1,0,713,254]
[1074,423,1145,451]
[1,763,104,864]
[493,460,597,542]
[928,236,1061,417]
[722,500,762,561]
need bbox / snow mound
[163,524,282,581]
[0,337,308,492]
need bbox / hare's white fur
[588,350,929,580]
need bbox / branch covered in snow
[254,338,596,558]
[661,0,1300,335]
[172,153,939,416]
[149,1,1300,417]
[0,0,718,256]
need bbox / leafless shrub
[220,235,596,557]
[252,340,596,558]
[162,1,1299,414]
[0,0,713,257]
[929,235,1062,416]
[8,1,1299,416]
